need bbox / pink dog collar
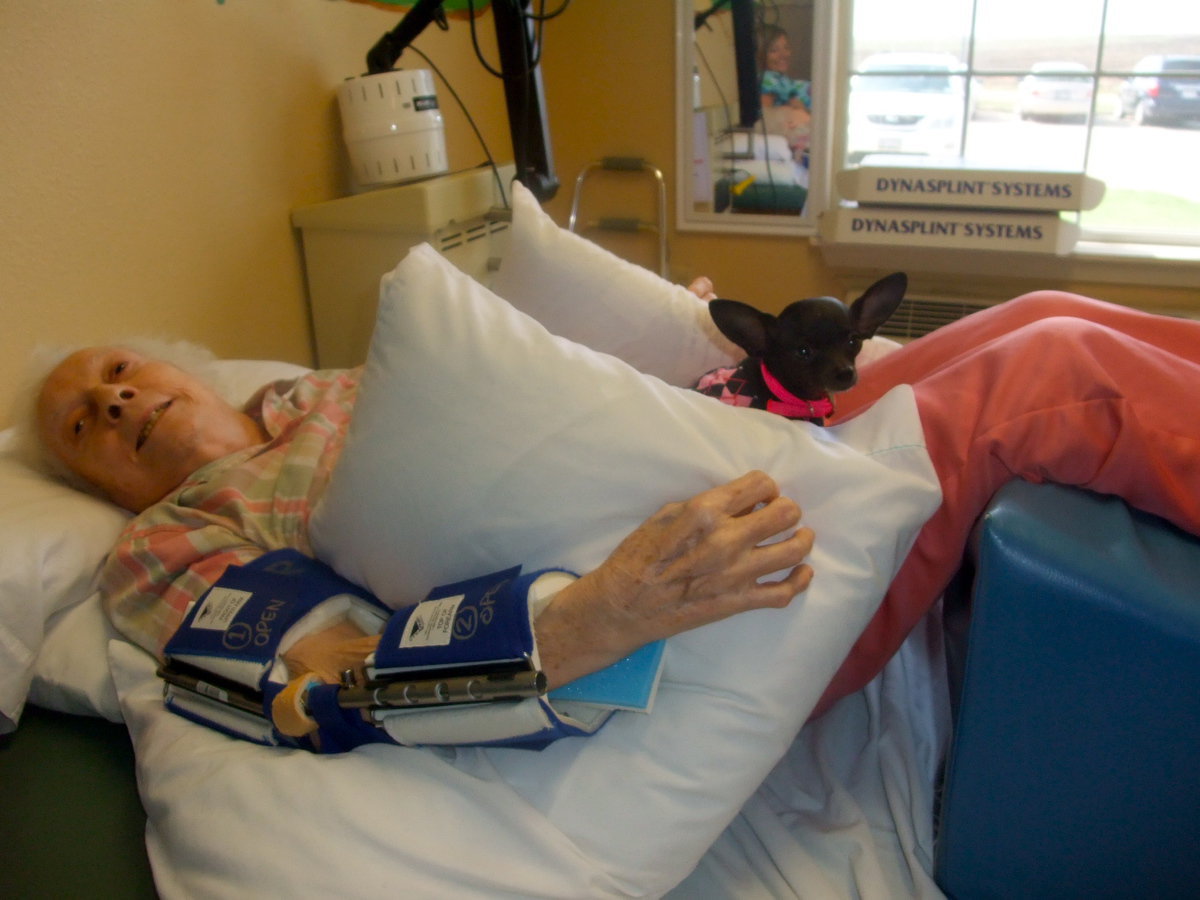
[760,363,835,420]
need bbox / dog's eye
[793,346,812,360]
[848,336,863,352]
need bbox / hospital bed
[3,184,1198,899]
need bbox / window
[838,0,1200,250]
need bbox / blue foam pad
[936,481,1200,899]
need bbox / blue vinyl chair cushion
[935,481,1200,899]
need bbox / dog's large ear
[708,299,774,357]
[848,272,907,337]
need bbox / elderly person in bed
[28,287,1200,739]
[32,346,813,711]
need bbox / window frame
[816,0,1200,285]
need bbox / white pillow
[309,243,941,893]
[491,182,742,386]
[0,439,130,730]
[0,358,311,730]
[493,180,901,385]
[29,593,123,721]
[110,639,636,899]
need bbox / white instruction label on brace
[191,587,254,631]
[400,594,463,648]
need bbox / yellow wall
[0,1,508,424]
[2,1,1194,428]
[538,2,836,304]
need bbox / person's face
[37,347,263,512]
[765,34,792,74]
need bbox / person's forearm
[533,573,636,690]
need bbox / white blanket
[110,614,949,900]
[98,184,950,900]
[303,242,938,895]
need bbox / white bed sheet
[10,180,953,896]
[111,609,949,899]
[16,341,950,898]
[667,609,950,899]
[303,243,939,895]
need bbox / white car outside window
[1017,61,1094,122]
[847,52,970,161]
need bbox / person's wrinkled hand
[536,471,814,688]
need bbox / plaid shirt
[101,369,360,656]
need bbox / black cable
[465,0,505,78]
[416,0,564,203]
[757,113,782,208]
[464,0,566,76]
[524,0,570,21]
[408,45,510,208]
[755,0,782,30]
[695,41,733,133]
[694,0,731,31]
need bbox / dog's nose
[832,366,857,390]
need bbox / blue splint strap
[159,552,611,751]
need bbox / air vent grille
[877,296,996,341]
[435,218,508,254]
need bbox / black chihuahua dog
[694,272,907,425]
